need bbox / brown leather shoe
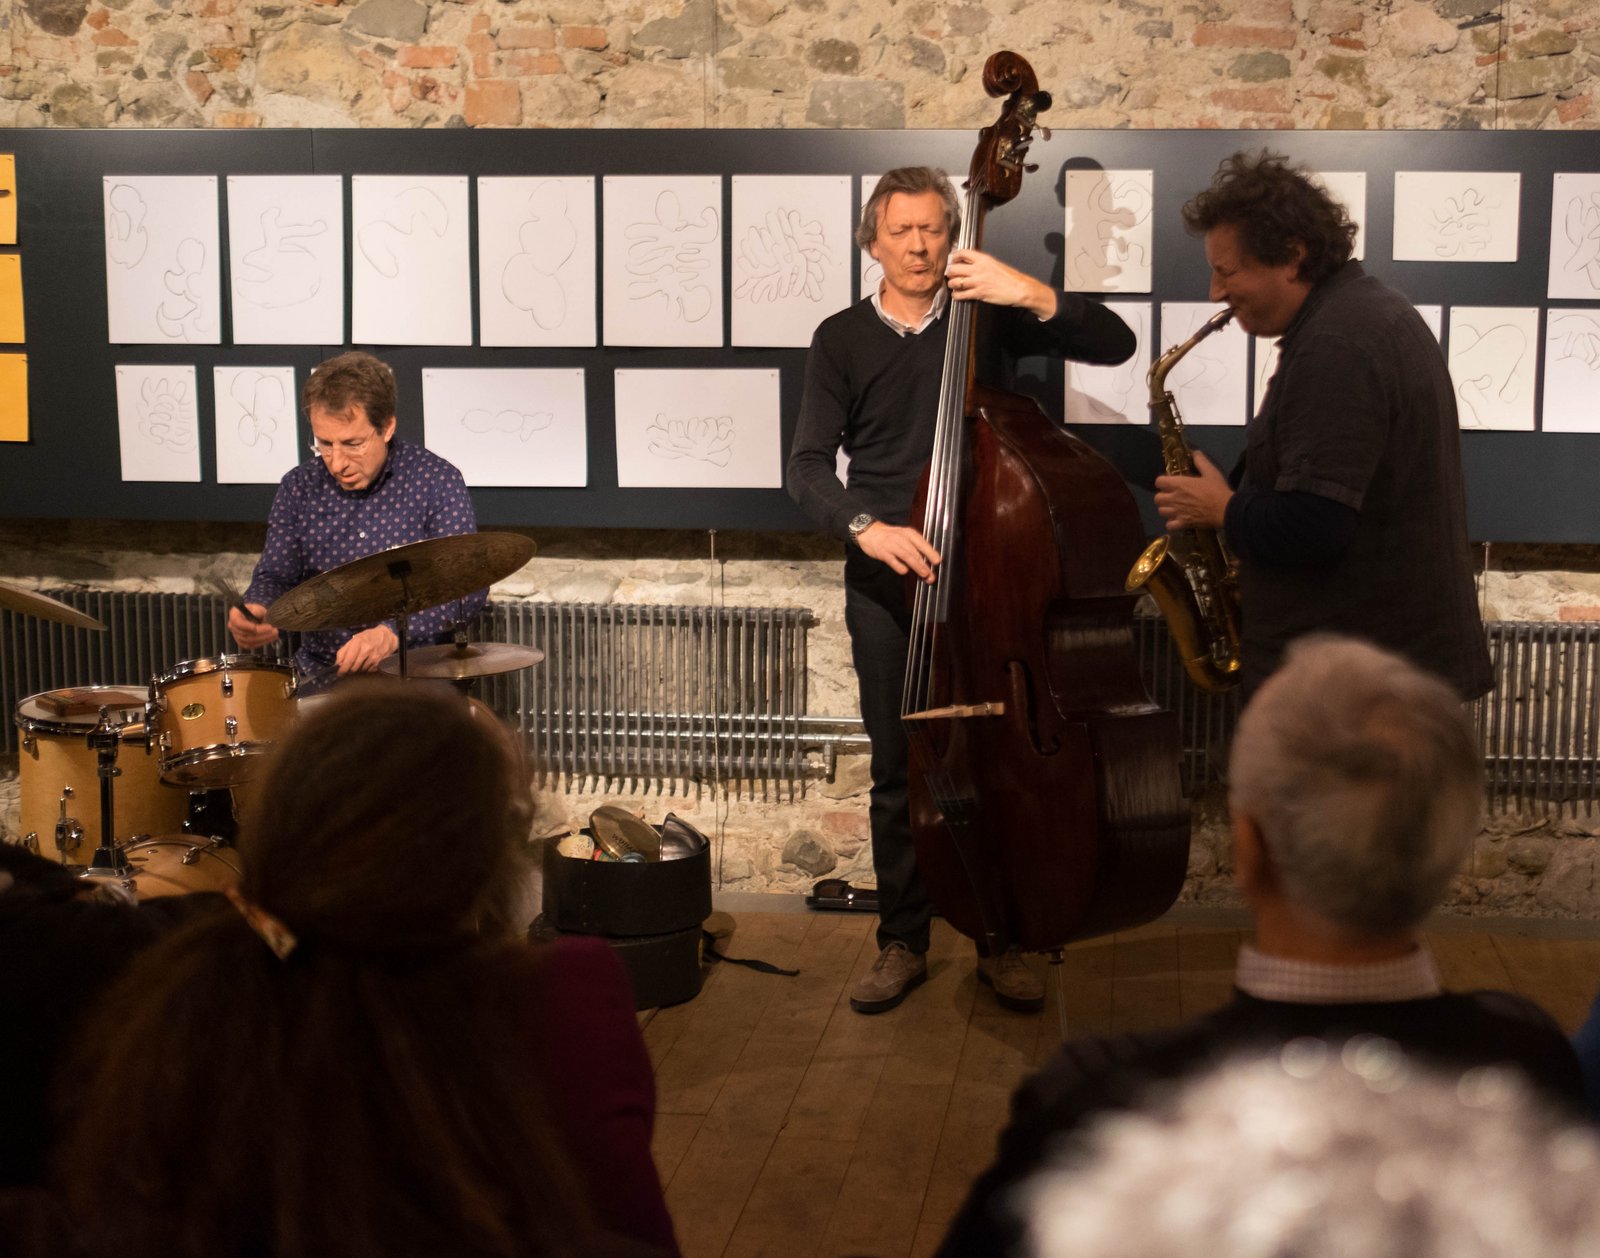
[977,950,1044,1012]
[850,941,928,1014]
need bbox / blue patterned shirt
[245,439,485,676]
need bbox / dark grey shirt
[1239,260,1492,699]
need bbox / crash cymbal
[589,805,662,862]
[377,641,545,680]
[266,532,535,632]
[0,581,107,632]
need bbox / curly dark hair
[1182,150,1357,285]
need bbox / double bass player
[787,166,1137,1014]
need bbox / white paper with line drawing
[1312,170,1367,261]
[614,368,780,488]
[1447,306,1538,431]
[213,366,299,484]
[731,175,853,347]
[1548,173,1600,300]
[1155,304,1249,426]
[1393,171,1521,263]
[602,176,723,347]
[103,176,220,345]
[860,174,882,299]
[1066,302,1151,424]
[1065,170,1153,293]
[1542,309,1600,432]
[115,364,201,482]
[421,367,588,487]
[1415,305,1444,342]
[478,176,596,348]
[1253,336,1281,417]
[227,176,343,345]
[352,175,471,346]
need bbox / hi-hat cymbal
[266,532,535,632]
[377,641,545,680]
[0,581,107,632]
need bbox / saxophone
[1124,307,1243,693]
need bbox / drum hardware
[51,787,86,864]
[81,707,134,878]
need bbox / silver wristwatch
[847,512,876,543]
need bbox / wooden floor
[641,909,1600,1258]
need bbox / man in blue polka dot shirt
[229,351,485,685]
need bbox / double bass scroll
[900,51,1190,959]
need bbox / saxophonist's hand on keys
[1155,450,1233,531]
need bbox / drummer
[228,351,485,687]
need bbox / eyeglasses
[309,435,374,460]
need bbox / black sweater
[786,292,1136,541]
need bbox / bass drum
[15,687,187,864]
[120,835,243,901]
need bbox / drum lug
[21,731,35,756]
[55,787,85,863]
[21,831,39,855]
[221,672,234,698]
[225,715,239,739]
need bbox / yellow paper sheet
[0,353,27,442]
[0,155,14,245]
[0,254,21,342]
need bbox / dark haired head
[237,680,534,954]
[1182,150,1357,285]
[301,350,397,427]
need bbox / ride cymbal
[0,581,107,632]
[266,532,535,631]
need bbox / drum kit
[6,532,539,899]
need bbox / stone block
[946,4,988,36]
[501,50,563,76]
[805,79,904,128]
[1515,30,1577,58]
[561,25,607,50]
[1209,85,1290,114]
[720,55,804,93]
[185,70,213,104]
[635,0,714,59]
[346,0,428,45]
[1494,55,1580,100]
[465,78,520,126]
[1192,24,1297,51]
[497,23,555,50]
[22,0,90,38]
[396,44,456,68]
[258,23,375,106]
[1382,6,1459,57]
[807,38,860,75]
[781,829,837,876]
[1230,52,1291,81]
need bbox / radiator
[3,591,1597,813]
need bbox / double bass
[902,52,1189,958]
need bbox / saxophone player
[1154,150,1491,702]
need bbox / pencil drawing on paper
[106,184,149,268]
[1065,170,1153,292]
[236,208,327,309]
[734,208,832,304]
[1556,190,1600,293]
[1450,314,1532,428]
[136,373,197,452]
[645,412,734,466]
[1427,186,1497,258]
[230,369,287,452]
[501,181,578,331]
[358,186,450,278]
[461,408,555,442]
[1549,311,1600,372]
[625,190,719,322]
[155,238,211,341]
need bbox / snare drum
[120,834,243,900]
[149,656,297,789]
[15,687,187,864]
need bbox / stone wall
[2,0,1599,915]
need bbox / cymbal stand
[80,706,132,880]
[389,557,414,680]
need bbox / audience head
[1024,1041,1600,1258]
[1228,635,1481,937]
[236,681,537,953]
[856,165,962,251]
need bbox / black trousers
[844,556,933,955]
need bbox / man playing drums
[228,351,485,684]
